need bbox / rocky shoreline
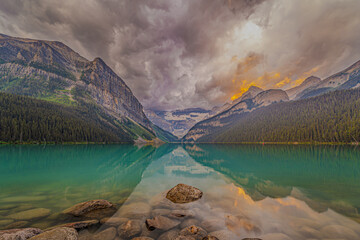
[0,184,261,240]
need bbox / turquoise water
[1,144,360,239]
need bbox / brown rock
[132,237,154,240]
[3,221,28,229]
[62,200,115,218]
[52,220,99,230]
[174,236,196,240]
[0,228,42,240]
[158,229,180,240]
[169,210,195,219]
[92,227,117,240]
[8,208,51,220]
[100,217,128,226]
[29,227,77,240]
[202,236,219,240]
[179,225,207,240]
[242,238,262,240]
[146,216,180,231]
[117,220,141,239]
[180,219,199,229]
[166,184,203,204]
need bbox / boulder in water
[166,184,203,204]
[0,228,42,240]
[62,199,115,218]
[28,227,77,240]
[145,216,180,231]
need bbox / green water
[1,144,360,239]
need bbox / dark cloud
[0,0,360,110]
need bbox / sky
[1,0,360,110]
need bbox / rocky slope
[183,89,289,142]
[297,60,360,99]
[0,33,175,142]
[286,76,321,99]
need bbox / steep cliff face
[183,89,289,142]
[0,33,164,141]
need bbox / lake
[1,144,360,239]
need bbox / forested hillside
[0,92,134,143]
[196,88,360,143]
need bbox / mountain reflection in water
[0,144,360,239]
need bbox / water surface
[1,144,360,239]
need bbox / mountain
[145,108,213,138]
[297,60,360,99]
[191,88,360,143]
[286,76,321,99]
[183,89,289,142]
[0,33,176,143]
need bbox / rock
[52,220,99,230]
[29,227,78,240]
[0,228,42,240]
[208,230,237,240]
[132,238,154,240]
[4,221,29,229]
[181,219,199,229]
[146,216,180,231]
[202,236,219,240]
[117,220,141,239]
[169,210,195,219]
[225,215,261,235]
[116,202,151,219]
[174,236,196,240]
[92,227,117,240]
[158,229,180,240]
[201,219,225,232]
[166,184,203,204]
[62,200,115,218]
[0,220,14,227]
[8,208,51,220]
[100,217,128,226]
[150,209,171,218]
[179,225,207,240]
[241,238,262,240]
[259,233,291,240]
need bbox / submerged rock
[116,202,151,219]
[8,208,51,220]
[169,210,195,219]
[92,227,117,240]
[100,217,128,226]
[132,237,154,240]
[158,229,180,240]
[202,236,219,240]
[166,184,203,204]
[62,200,115,219]
[0,228,42,240]
[53,219,99,230]
[179,225,207,240]
[3,221,28,230]
[145,216,180,231]
[117,220,141,239]
[29,227,77,240]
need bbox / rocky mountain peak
[254,89,289,106]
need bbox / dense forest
[0,92,134,143]
[198,88,360,143]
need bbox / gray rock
[0,228,42,240]
[62,200,115,219]
[29,227,77,240]
[8,208,51,220]
[117,220,141,239]
[241,238,262,240]
[146,216,180,231]
[166,184,203,204]
[179,225,207,240]
[174,236,196,240]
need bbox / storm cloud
[0,0,360,110]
